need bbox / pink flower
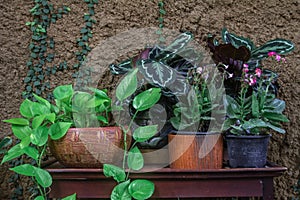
[268,51,277,57]
[275,54,281,61]
[249,76,257,86]
[281,58,286,62]
[243,67,249,73]
[255,68,262,77]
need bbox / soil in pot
[226,134,270,168]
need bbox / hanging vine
[156,0,166,44]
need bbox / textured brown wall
[0,0,299,199]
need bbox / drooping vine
[156,0,166,44]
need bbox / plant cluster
[207,28,294,135]
[2,85,111,200]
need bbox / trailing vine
[23,0,71,101]
[156,0,166,44]
[23,0,98,101]
[8,0,99,199]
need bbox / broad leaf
[222,28,255,51]
[127,147,144,171]
[20,136,31,148]
[23,146,39,161]
[133,88,161,111]
[103,164,126,183]
[20,99,35,118]
[34,167,52,187]
[33,93,51,109]
[128,179,155,200]
[251,39,294,60]
[61,193,77,200]
[11,125,32,140]
[1,144,24,164]
[263,112,289,122]
[10,164,35,176]
[138,59,175,88]
[3,118,29,126]
[32,115,46,129]
[49,122,72,140]
[116,68,138,101]
[266,122,285,134]
[242,119,267,130]
[111,180,131,200]
[53,85,73,103]
[133,125,158,142]
[34,196,45,200]
[45,113,56,123]
[31,126,48,146]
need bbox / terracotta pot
[168,132,223,169]
[48,127,131,168]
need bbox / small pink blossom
[243,67,249,73]
[268,51,277,57]
[281,58,286,63]
[243,63,249,68]
[275,54,281,61]
[249,76,257,86]
[255,68,262,77]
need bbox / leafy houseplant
[1,85,112,200]
[103,68,161,199]
[209,28,295,168]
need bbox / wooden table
[47,164,286,199]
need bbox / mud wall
[0,0,299,199]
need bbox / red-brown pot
[48,127,131,168]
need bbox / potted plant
[111,32,227,170]
[208,28,294,168]
[168,65,225,169]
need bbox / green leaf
[33,93,51,109]
[252,93,259,118]
[20,99,35,118]
[266,122,286,134]
[31,126,48,146]
[133,125,158,142]
[103,164,126,183]
[32,115,46,129]
[23,146,39,161]
[263,112,289,122]
[242,119,267,130]
[116,68,138,101]
[1,144,24,164]
[45,113,56,123]
[222,118,236,131]
[10,164,35,176]
[53,85,73,103]
[20,136,31,148]
[49,122,72,140]
[0,137,12,150]
[222,28,255,50]
[127,147,144,171]
[34,196,45,200]
[61,193,77,200]
[11,125,32,140]
[128,179,155,200]
[3,118,29,126]
[111,180,131,200]
[133,88,161,111]
[251,39,294,60]
[34,167,52,187]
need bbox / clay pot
[168,132,223,169]
[48,127,131,168]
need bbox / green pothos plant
[103,68,160,200]
[1,85,112,200]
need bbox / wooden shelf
[47,163,286,199]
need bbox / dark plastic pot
[226,134,270,168]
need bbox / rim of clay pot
[170,131,221,135]
[68,126,121,131]
[225,134,271,139]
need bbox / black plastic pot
[226,134,270,168]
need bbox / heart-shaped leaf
[10,164,35,176]
[127,147,144,171]
[133,88,161,111]
[3,118,29,126]
[128,179,155,200]
[103,164,126,183]
[111,180,131,200]
[116,68,138,101]
[34,167,52,187]
[133,125,158,142]
[49,122,72,140]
